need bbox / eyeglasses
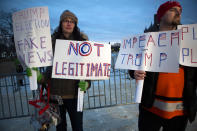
[63,19,75,24]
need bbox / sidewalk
[0,104,196,131]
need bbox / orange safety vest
[147,67,185,119]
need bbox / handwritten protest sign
[52,40,111,80]
[178,24,197,67]
[12,7,53,68]
[115,30,181,73]
[115,30,181,103]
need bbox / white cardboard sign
[178,24,197,67]
[52,40,111,80]
[12,7,53,68]
[115,30,181,73]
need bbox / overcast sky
[0,0,197,43]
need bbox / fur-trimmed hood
[80,32,88,41]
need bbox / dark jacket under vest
[129,66,197,123]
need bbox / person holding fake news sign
[28,10,91,131]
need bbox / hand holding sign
[78,81,89,91]
[134,70,146,80]
[115,30,181,103]
[77,80,89,112]
[26,67,43,81]
[52,40,111,111]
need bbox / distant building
[144,14,159,33]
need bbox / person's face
[161,6,182,26]
[61,18,75,35]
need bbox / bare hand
[134,70,146,80]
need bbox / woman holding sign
[129,1,197,131]
[43,10,91,131]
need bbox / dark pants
[138,107,188,131]
[56,99,83,131]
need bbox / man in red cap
[129,1,197,131]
